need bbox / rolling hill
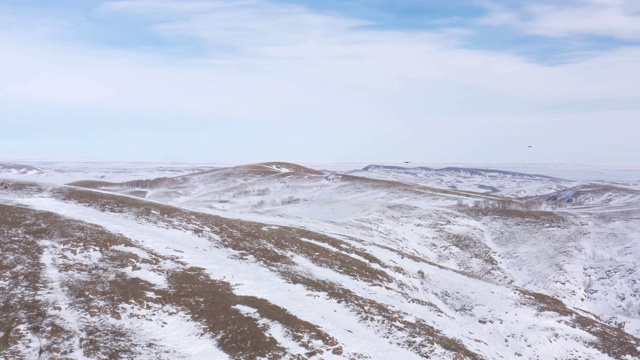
[1,162,639,359]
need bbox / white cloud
[1,0,639,162]
[480,0,640,40]
[101,0,258,14]
[2,1,639,115]
[101,0,371,49]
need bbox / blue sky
[1,0,640,163]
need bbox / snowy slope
[59,162,640,337]
[1,162,639,359]
[530,183,640,209]
[348,165,576,198]
[0,161,216,185]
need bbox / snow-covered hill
[349,164,576,198]
[530,183,640,209]
[1,162,639,359]
[0,161,216,185]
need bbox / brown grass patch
[0,204,83,358]
[54,187,392,285]
[49,187,478,358]
[164,268,285,359]
[1,193,358,359]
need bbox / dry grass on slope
[56,184,640,359]
[53,187,394,286]
[67,162,324,193]
[164,267,345,359]
[47,186,482,358]
[238,162,325,176]
[0,204,55,358]
[11,181,640,359]
[0,203,166,359]
[0,201,348,359]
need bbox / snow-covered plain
[1,161,639,359]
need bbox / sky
[1,0,639,163]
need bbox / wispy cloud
[1,0,639,161]
[101,0,258,14]
[480,0,640,40]
[100,0,371,51]
[4,1,638,110]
